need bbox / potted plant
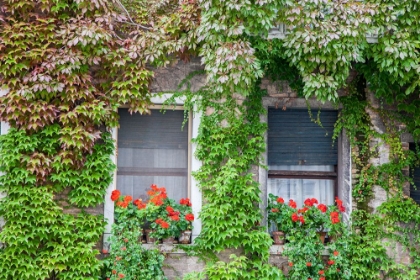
[267,194,295,244]
[177,198,194,244]
[299,198,329,243]
[325,197,346,242]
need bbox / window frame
[259,98,352,227]
[103,95,202,248]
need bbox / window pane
[268,178,334,208]
[117,109,188,202]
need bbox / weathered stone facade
[98,58,412,279]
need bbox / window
[410,143,420,204]
[116,108,189,203]
[267,108,338,207]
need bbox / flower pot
[272,231,285,245]
[317,231,327,244]
[162,236,175,244]
[139,229,146,243]
[179,230,192,244]
[145,229,157,244]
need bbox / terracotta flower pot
[317,231,327,244]
[272,231,285,245]
[162,236,175,244]
[145,229,157,244]
[179,230,192,244]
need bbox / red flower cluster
[155,218,169,229]
[166,206,180,221]
[304,198,318,207]
[291,213,304,224]
[147,184,167,206]
[306,262,312,267]
[327,260,335,265]
[180,198,192,206]
[317,203,327,213]
[276,197,285,204]
[330,211,340,224]
[318,270,324,275]
[133,199,146,210]
[298,207,309,213]
[335,197,345,212]
[116,195,132,208]
[271,208,279,213]
[185,213,194,222]
[111,190,121,201]
[334,250,339,256]
[288,199,297,209]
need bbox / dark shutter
[268,108,338,166]
[411,168,420,204]
[118,109,188,150]
[410,143,420,204]
[116,109,188,201]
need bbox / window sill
[141,244,329,256]
[270,244,329,256]
[142,243,192,254]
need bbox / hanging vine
[1,0,420,279]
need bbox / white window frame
[103,94,202,247]
[259,97,352,227]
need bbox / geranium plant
[267,194,295,233]
[177,198,195,232]
[299,198,329,232]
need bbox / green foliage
[2,0,420,278]
[103,202,166,280]
[183,255,284,280]
[191,85,273,260]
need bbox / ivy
[1,0,420,279]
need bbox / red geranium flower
[111,190,121,201]
[330,211,340,224]
[180,198,192,206]
[271,208,279,213]
[116,200,129,208]
[134,199,147,209]
[318,270,324,275]
[288,199,297,209]
[320,277,325,280]
[118,273,125,279]
[166,206,174,214]
[328,260,335,265]
[102,249,108,254]
[317,204,327,213]
[288,262,293,267]
[160,221,169,229]
[124,195,132,202]
[170,215,180,221]
[291,213,299,222]
[298,207,309,213]
[112,270,117,274]
[185,213,194,222]
[334,250,339,256]
[306,262,311,267]
[299,216,305,224]
[311,198,318,204]
[304,198,313,207]
[276,197,285,204]
[335,197,346,212]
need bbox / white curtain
[268,165,334,208]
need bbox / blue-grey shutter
[411,168,420,204]
[118,109,188,150]
[268,108,338,166]
[116,109,188,201]
[410,144,420,204]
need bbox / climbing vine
[1,0,420,279]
